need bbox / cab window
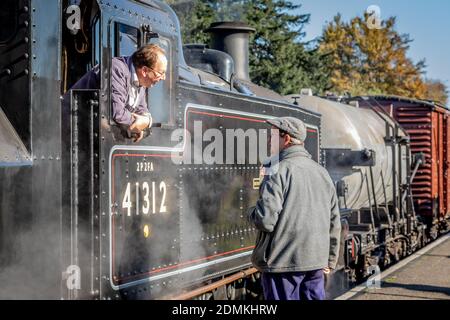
[115,23,140,56]
[114,23,172,126]
[146,36,172,125]
[0,0,18,44]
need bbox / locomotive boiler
[286,94,409,211]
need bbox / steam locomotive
[0,0,448,300]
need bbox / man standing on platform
[248,116,341,300]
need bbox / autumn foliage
[168,1,448,105]
[319,14,447,104]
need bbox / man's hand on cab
[132,130,145,143]
[130,113,151,132]
[129,113,152,143]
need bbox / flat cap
[266,116,307,142]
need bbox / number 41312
[121,181,168,216]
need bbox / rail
[161,267,259,300]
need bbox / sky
[293,0,450,87]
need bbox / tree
[244,0,331,95]
[423,79,448,105]
[167,0,331,95]
[319,13,427,99]
[166,0,215,44]
[167,0,246,44]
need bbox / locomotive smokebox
[206,21,255,81]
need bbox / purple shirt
[68,56,148,126]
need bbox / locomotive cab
[63,0,179,142]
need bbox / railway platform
[336,233,450,300]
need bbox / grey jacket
[68,56,148,126]
[248,145,341,272]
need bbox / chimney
[205,21,255,81]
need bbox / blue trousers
[261,270,325,300]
